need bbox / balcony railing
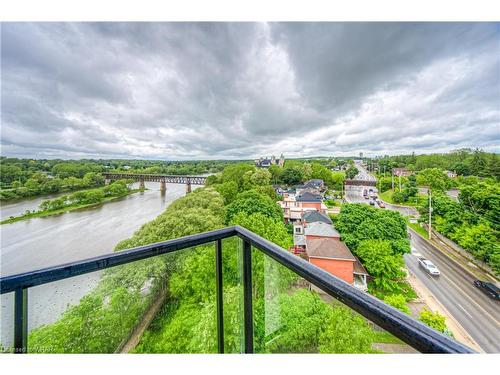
[0,226,474,354]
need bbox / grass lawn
[378,189,425,207]
[408,222,429,239]
[372,330,405,345]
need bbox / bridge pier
[160,179,166,194]
[105,178,111,186]
[185,181,192,194]
[139,178,145,190]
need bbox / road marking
[457,303,473,319]
[441,273,500,327]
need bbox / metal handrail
[0,226,474,354]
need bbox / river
[0,181,198,349]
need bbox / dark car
[369,200,375,206]
[473,280,500,300]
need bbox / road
[345,163,418,217]
[406,234,500,353]
[345,161,500,353]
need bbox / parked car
[473,280,500,301]
[378,202,385,208]
[418,257,440,276]
[369,200,375,206]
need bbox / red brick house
[305,238,368,291]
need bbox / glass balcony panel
[251,247,426,354]
[24,245,217,353]
[220,237,244,353]
[0,292,15,353]
[128,245,217,353]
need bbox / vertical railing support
[215,239,224,354]
[242,239,254,353]
[14,287,28,353]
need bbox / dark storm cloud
[1,22,499,159]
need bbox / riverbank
[1,189,143,225]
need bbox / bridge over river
[103,173,207,193]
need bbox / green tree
[215,181,239,204]
[356,240,406,292]
[416,168,449,191]
[383,294,411,314]
[345,166,359,179]
[279,167,303,185]
[335,204,409,255]
[0,164,23,184]
[268,164,282,184]
[242,168,271,190]
[224,190,283,224]
[419,308,447,333]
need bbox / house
[290,216,369,291]
[255,153,285,168]
[305,237,368,291]
[295,191,324,211]
[296,179,325,194]
[278,191,327,223]
[392,167,411,177]
[255,158,272,168]
[446,170,457,178]
[301,210,333,225]
[293,221,340,249]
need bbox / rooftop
[296,191,323,202]
[304,221,340,238]
[302,210,333,225]
[306,238,356,261]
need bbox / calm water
[0,181,197,348]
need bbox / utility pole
[428,188,432,240]
[391,172,394,191]
[399,174,402,192]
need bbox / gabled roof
[353,257,369,275]
[306,238,356,261]
[302,210,333,225]
[296,191,322,202]
[304,221,340,238]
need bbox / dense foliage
[0,157,233,201]
[345,166,359,180]
[27,163,378,354]
[372,149,499,179]
[335,204,414,299]
[419,179,500,274]
[0,170,105,201]
[419,308,447,333]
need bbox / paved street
[345,161,500,353]
[406,233,500,353]
[345,163,417,216]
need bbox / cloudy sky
[1,22,499,160]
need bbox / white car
[418,258,441,276]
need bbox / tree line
[0,158,233,201]
[372,149,499,179]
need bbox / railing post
[215,239,224,354]
[14,287,28,353]
[242,239,254,353]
